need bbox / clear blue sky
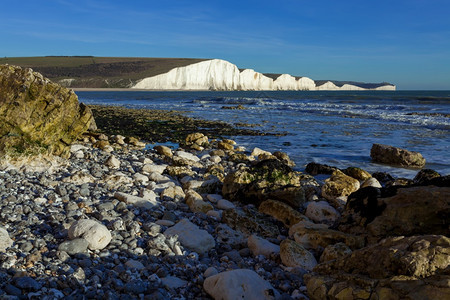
[1,0,449,89]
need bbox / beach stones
[280,239,317,270]
[259,199,308,228]
[305,201,341,225]
[0,227,13,251]
[0,65,94,157]
[68,219,112,250]
[203,269,280,300]
[247,234,280,257]
[370,143,426,168]
[164,219,215,254]
[321,170,360,202]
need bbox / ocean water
[76,90,450,179]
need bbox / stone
[105,155,121,169]
[222,159,305,208]
[222,207,280,239]
[305,235,450,300]
[142,163,167,174]
[280,239,317,271]
[217,199,235,210]
[273,151,295,167]
[247,235,280,257]
[218,141,234,150]
[185,132,208,148]
[185,189,213,213]
[68,219,112,250]
[160,186,185,202]
[340,186,450,240]
[343,167,371,181]
[164,219,215,254]
[251,147,272,157]
[133,173,149,184]
[203,269,280,300]
[114,191,158,209]
[361,177,382,188]
[204,267,219,278]
[215,223,246,248]
[259,199,308,228]
[305,162,338,176]
[0,227,13,251]
[13,276,42,291]
[291,221,364,250]
[125,259,145,270]
[174,150,200,162]
[161,276,188,289]
[370,143,426,168]
[0,65,94,157]
[305,201,341,225]
[321,170,360,202]
[58,238,89,255]
[413,168,441,184]
[319,242,352,263]
[154,145,172,157]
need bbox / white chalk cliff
[132,59,395,91]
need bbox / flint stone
[370,143,426,168]
[203,269,280,300]
[68,219,112,250]
[164,219,215,254]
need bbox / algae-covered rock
[321,170,360,202]
[0,65,94,156]
[222,159,305,208]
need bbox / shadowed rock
[370,143,426,168]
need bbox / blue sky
[1,0,449,89]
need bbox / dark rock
[370,143,426,168]
[305,162,338,176]
[0,65,94,157]
[13,276,42,291]
[414,169,442,184]
[58,238,89,255]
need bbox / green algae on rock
[0,65,94,157]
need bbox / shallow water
[76,90,450,179]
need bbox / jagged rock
[305,235,450,300]
[0,65,93,156]
[185,132,208,148]
[280,239,317,270]
[370,143,426,168]
[340,186,450,240]
[413,168,441,184]
[68,219,111,250]
[203,269,280,300]
[222,159,305,208]
[258,199,308,228]
[273,151,295,167]
[321,170,360,202]
[164,219,215,254]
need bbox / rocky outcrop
[370,143,426,168]
[0,65,94,157]
[305,235,450,300]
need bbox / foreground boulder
[370,143,426,168]
[222,159,305,208]
[0,65,94,156]
[305,235,450,300]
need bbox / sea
[76,90,450,179]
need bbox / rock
[154,145,173,157]
[413,168,441,184]
[185,189,213,213]
[305,235,450,300]
[58,238,89,255]
[343,167,371,181]
[218,141,234,151]
[68,219,112,250]
[273,151,295,167]
[361,177,382,188]
[305,162,338,176]
[114,191,158,209]
[125,136,146,148]
[370,143,426,168]
[251,147,272,158]
[215,224,246,248]
[105,155,121,169]
[204,267,219,278]
[222,207,280,239]
[203,269,280,300]
[142,163,167,174]
[217,199,235,210]
[164,219,215,254]
[160,186,185,202]
[319,243,352,263]
[321,170,360,202]
[222,159,305,208]
[259,199,308,228]
[161,276,187,289]
[185,132,208,148]
[125,259,145,270]
[0,227,13,251]
[340,186,450,240]
[13,276,42,291]
[280,239,317,271]
[289,221,364,250]
[0,65,94,157]
[174,150,200,162]
[305,201,341,225]
[247,235,280,257]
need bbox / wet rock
[413,168,441,184]
[222,159,305,208]
[273,151,295,167]
[164,219,215,254]
[305,162,338,176]
[343,167,371,181]
[280,239,317,271]
[68,219,112,250]
[370,143,426,168]
[203,269,280,300]
[0,65,93,156]
[259,199,308,228]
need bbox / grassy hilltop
[0,56,207,88]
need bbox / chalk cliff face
[132,59,395,91]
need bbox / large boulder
[305,235,450,300]
[0,65,94,156]
[370,143,426,168]
[340,185,450,241]
[222,159,305,208]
